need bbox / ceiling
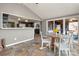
[24,3,79,20]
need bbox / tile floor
[0,40,79,56]
[0,40,55,56]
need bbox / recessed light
[25,20,28,22]
[18,18,21,21]
[70,18,76,21]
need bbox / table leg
[54,45,56,55]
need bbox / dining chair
[69,34,78,49]
[54,34,71,56]
[59,34,72,56]
[40,31,51,49]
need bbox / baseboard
[6,38,33,47]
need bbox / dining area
[39,18,79,56]
[39,30,79,56]
[31,16,79,56]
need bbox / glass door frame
[47,17,79,41]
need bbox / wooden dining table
[48,34,61,56]
[47,34,60,49]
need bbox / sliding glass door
[65,18,78,40]
[48,21,53,33]
[55,20,63,34]
[65,18,79,55]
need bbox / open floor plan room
[0,3,79,56]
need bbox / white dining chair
[69,34,78,50]
[59,34,72,56]
[40,31,51,49]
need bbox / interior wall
[0,3,37,46]
[0,28,34,45]
[41,20,47,35]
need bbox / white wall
[0,3,37,46]
[0,28,34,46]
[0,13,2,28]
[41,20,47,35]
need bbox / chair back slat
[40,31,43,41]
